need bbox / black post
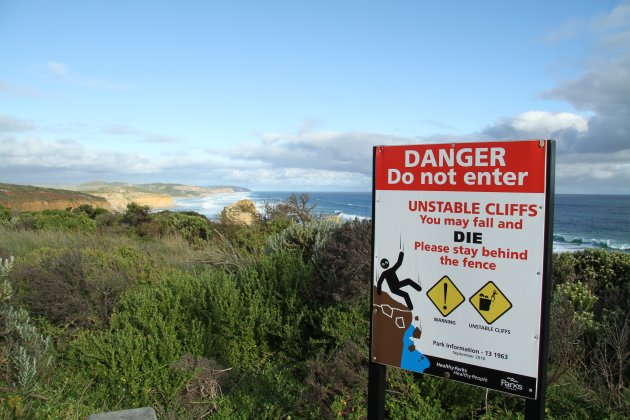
[525,140,556,419]
[368,146,386,420]
[368,363,386,419]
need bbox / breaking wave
[553,234,629,253]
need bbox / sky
[1,1,629,193]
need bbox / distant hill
[0,182,249,213]
[71,182,249,197]
[67,182,249,212]
[0,183,111,212]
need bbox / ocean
[172,192,629,253]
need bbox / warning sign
[426,275,464,317]
[469,281,513,324]
[370,140,555,400]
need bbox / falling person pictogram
[377,251,422,309]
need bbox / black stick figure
[377,251,422,309]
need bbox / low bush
[66,288,206,410]
[314,218,372,305]
[0,206,11,223]
[152,210,213,245]
[266,217,340,264]
[0,257,53,393]
[72,204,110,220]
[549,249,630,417]
[1,201,629,418]
[262,193,316,224]
[121,202,150,227]
[34,210,97,232]
[305,307,370,418]
[10,245,157,328]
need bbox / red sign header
[375,140,547,193]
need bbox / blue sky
[1,1,629,193]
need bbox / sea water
[173,192,629,253]
[553,194,629,252]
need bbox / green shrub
[0,257,53,392]
[548,250,630,417]
[60,270,209,411]
[72,204,110,220]
[0,206,11,223]
[314,218,372,305]
[2,204,628,418]
[262,193,316,224]
[551,251,577,286]
[121,202,150,227]
[52,252,315,413]
[214,359,311,418]
[152,210,213,245]
[306,311,369,417]
[32,209,97,232]
[202,252,315,368]
[266,217,340,264]
[10,245,157,328]
[68,309,204,409]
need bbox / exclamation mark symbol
[443,282,448,310]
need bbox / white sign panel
[371,140,551,398]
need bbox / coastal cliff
[0,182,249,213]
[73,183,248,212]
[90,192,174,212]
[0,183,111,212]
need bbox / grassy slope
[0,183,110,209]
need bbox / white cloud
[481,111,588,141]
[540,2,630,155]
[591,2,630,34]
[0,80,50,98]
[47,61,68,77]
[45,61,134,91]
[220,167,371,190]
[2,4,628,194]
[546,2,630,45]
[104,123,180,143]
[217,130,409,176]
[556,150,630,193]
[0,115,33,132]
[506,111,588,135]
[213,118,628,193]
[0,136,153,173]
[104,123,140,136]
[545,17,585,44]
[0,135,267,187]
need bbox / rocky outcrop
[371,286,414,367]
[220,199,259,226]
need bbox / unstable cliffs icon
[377,251,422,309]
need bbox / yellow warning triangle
[469,281,512,324]
[426,275,464,317]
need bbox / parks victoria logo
[500,377,523,392]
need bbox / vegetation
[0,197,628,418]
[0,183,109,211]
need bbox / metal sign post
[525,141,555,419]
